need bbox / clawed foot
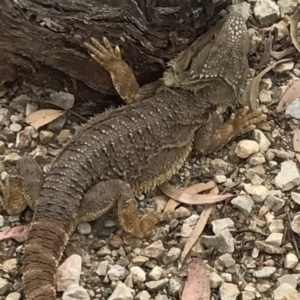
[84,37,140,103]
[228,106,266,137]
[84,37,122,70]
[0,175,27,215]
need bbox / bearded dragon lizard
[0,13,265,300]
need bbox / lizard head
[163,12,249,107]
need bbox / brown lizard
[0,13,265,300]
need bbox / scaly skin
[19,13,266,300]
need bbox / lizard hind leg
[84,37,140,104]
[76,179,189,239]
[76,179,126,224]
[118,193,190,239]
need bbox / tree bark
[0,0,231,107]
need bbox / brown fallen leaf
[25,109,66,129]
[293,123,300,163]
[242,58,292,110]
[162,181,215,212]
[181,259,210,300]
[0,225,29,242]
[160,182,234,205]
[277,79,300,112]
[180,186,219,263]
[290,7,300,53]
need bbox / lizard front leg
[194,107,266,156]
[76,179,189,239]
[84,37,140,104]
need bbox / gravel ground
[1,1,300,300]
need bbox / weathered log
[0,0,231,106]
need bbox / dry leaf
[160,182,234,205]
[277,79,300,112]
[254,31,273,70]
[181,259,210,300]
[163,182,215,212]
[0,225,29,242]
[25,109,65,129]
[242,58,292,110]
[293,124,300,163]
[271,48,296,60]
[180,186,219,263]
[291,7,300,53]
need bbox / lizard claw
[84,37,122,68]
[229,106,266,136]
[84,36,140,104]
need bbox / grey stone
[15,128,32,149]
[129,266,146,283]
[96,261,109,276]
[291,192,300,205]
[285,98,300,119]
[219,254,236,268]
[9,123,22,133]
[62,284,90,300]
[4,152,21,164]
[39,130,54,144]
[107,265,128,281]
[49,91,75,110]
[269,220,284,233]
[168,277,181,296]
[264,194,285,212]
[149,266,164,281]
[0,215,5,227]
[219,282,240,300]
[273,283,298,300]
[254,267,276,278]
[3,258,18,275]
[163,247,181,264]
[201,229,234,254]
[265,232,283,247]
[211,218,235,235]
[5,292,21,300]
[0,278,10,295]
[278,274,300,289]
[10,94,30,114]
[77,223,91,235]
[231,193,254,216]
[0,108,11,125]
[135,291,151,300]
[278,0,299,14]
[284,253,299,269]
[275,161,300,191]
[210,272,223,288]
[253,0,280,26]
[253,129,271,152]
[235,140,259,159]
[47,115,67,131]
[145,278,169,291]
[25,103,38,116]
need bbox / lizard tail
[22,218,72,300]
